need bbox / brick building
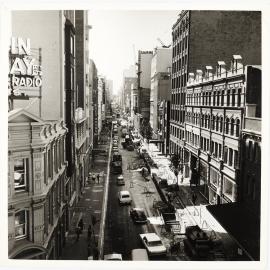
[170,10,261,167]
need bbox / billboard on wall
[8,37,42,98]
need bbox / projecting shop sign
[8,37,42,96]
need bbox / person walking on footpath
[78,218,84,233]
[97,173,100,184]
[192,192,197,205]
[92,173,96,183]
[75,227,81,242]
[87,225,92,242]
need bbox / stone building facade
[184,56,261,204]
[8,109,67,259]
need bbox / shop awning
[206,202,260,260]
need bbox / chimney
[205,66,213,79]
[188,72,195,84]
[217,61,226,77]
[195,69,203,81]
[232,55,243,73]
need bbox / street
[103,127,167,260]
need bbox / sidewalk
[60,131,110,260]
[139,139,239,260]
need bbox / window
[216,116,219,132]
[234,150,239,169]
[70,35,74,55]
[220,117,223,132]
[221,90,224,106]
[237,89,241,107]
[231,89,235,107]
[15,210,28,239]
[228,148,233,166]
[227,90,230,106]
[223,177,233,199]
[210,168,219,187]
[224,146,228,163]
[212,115,216,130]
[236,119,240,137]
[248,141,253,160]
[230,119,235,136]
[14,159,28,191]
[225,118,229,134]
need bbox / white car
[104,253,122,260]
[139,233,167,256]
[118,190,132,205]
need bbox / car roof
[132,208,145,212]
[140,233,160,241]
[104,253,122,260]
[120,190,130,195]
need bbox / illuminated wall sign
[9,37,42,96]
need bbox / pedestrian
[92,173,96,183]
[87,225,92,241]
[181,175,184,183]
[78,218,84,232]
[97,173,100,184]
[192,192,197,205]
[75,227,80,242]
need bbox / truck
[111,152,122,174]
[183,225,213,259]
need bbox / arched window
[217,91,220,106]
[216,116,219,132]
[221,90,224,106]
[207,114,211,129]
[201,114,205,127]
[231,118,235,136]
[235,119,240,137]
[220,117,223,133]
[212,115,216,130]
[227,90,230,106]
[225,118,230,134]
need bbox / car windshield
[122,195,130,198]
[148,240,163,246]
[135,211,146,218]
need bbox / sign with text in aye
[9,37,42,97]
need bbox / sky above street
[88,10,180,95]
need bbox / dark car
[130,208,147,224]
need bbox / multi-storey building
[97,76,106,137]
[170,10,261,167]
[134,50,153,128]
[156,100,171,155]
[122,66,137,114]
[150,47,172,137]
[89,59,99,145]
[8,109,67,259]
[8,10,90,259]
[206,79,261,261]
[185,56,261,205]
[75,10,91,193]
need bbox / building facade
[150,47,172,134]
[8,109,67,259]
[184,56,261,205]
[170,10,261,168]
[8,10,91,259]
[137,50,153,120]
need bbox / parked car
[117,175,125,185]
[131,249,149,261]
[130,208,147,224]
[118,190,132,205]
[139,233,167,256]
[104,253,122,260]
[127,144,134,151]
